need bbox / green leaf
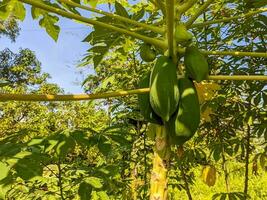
[31,7,46,19]
[78,182,92,200]
[56,136,76,158]
[39,14,60,42]
[0,0,14,20]
[97,191,110,200]
[0,162,9,181]
[12,0,25,21]
[260,154,266,171]
[245,0,267,8]
[13,154,43,180]
[220,193,227,200]
[115,1,129,18]
[0,143,22,158]
[213,145,221,162]
[86,0,98,8]
[85,177,103,189]
[131,8,145,21]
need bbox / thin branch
[185,0,214,27]
[191,8,267,28]
[19,0,166,49]
[176,47,267,57]
[57,0,164,34]
[0,88,150,102]
[177,0,197,15]
[201,50,267,57]
[155,0,166,16]
[1,75,266,101]
[207,75,267,81]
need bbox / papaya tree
[0,0,266,199]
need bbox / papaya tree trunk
[150,125,171,200]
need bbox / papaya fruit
[201,165,216,187]
[167,78,200,146]
[184,46,209,82]
[140,44,156,62]
[149,56,179,122]
[138,73,162,125]
[175,24,193,46]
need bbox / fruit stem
[190,8,267,28]
[57,0,165,35]
[185,0,214,27]
[18,0,166,49]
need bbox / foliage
[0,0,266,199]
[0,15,20,41]
[0,48,50,87]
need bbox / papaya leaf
[39,14,60,42]
[115,1,129,18]
[12,0,25,21]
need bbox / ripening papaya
[167,78,200,146]
[138,73,162,125]
[184,46,209,82]
[201,165,216,187]
[175,24,193,46]
[140,43,156,62]
[149,56,179,122]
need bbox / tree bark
[150,125,170,200]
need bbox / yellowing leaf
[201,107,213,122]
[195,82,220,104]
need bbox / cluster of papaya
[138,23,209,146]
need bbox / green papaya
[184,46,209,82]
[140,44,156,62]
[175,24,193,46]
[167,78,200,146]
[149,56,179,122]
[138,73,162,125]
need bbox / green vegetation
[0,0,266,199]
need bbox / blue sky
[0,7,94,93]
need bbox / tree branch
[57,0,165,34]
[1,75,267,101]
[18,0,166,49]
[201,50,267,57]
[177,0,197,15]
[186,0,214,27]
[191,8,267,28]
